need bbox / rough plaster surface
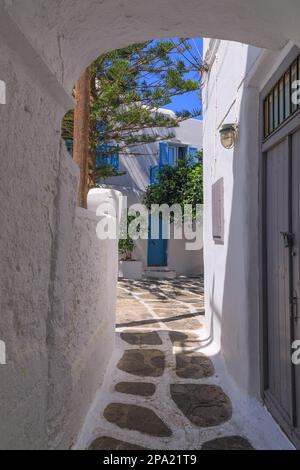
[0,36,69,449]
[0,77,118,449]
[53,207,118,449]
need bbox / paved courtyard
[81,277,257,450]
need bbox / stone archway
[1,0,299,97]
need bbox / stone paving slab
[169,331,202,352]
[115,382,156,397]
[84,277,258,451]
[89,436,149,450]
[202,436,254,450]
[117,349,165,377]
[120,331,162,346]
[104,403,172,437]
[175,352,215,379]
[170,384,232,427]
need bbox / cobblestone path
[87,277,254,450]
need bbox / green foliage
[93,164,125,180]
[62,39,205,181]
[118,237,135,261]
[118,211,136,261]
[61,110,74,141]
[143,151,203,220]
[90,39,203,155]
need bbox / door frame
[259,46,300,447]
[147,214,168,267]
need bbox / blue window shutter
[112,146,119,171]
[111,153,117,171]
[159,142,169,166]
[64,139,73,158]
[96,144,119,171]
[168,146,176,166]
[188,146,198,163]
[150,165,159,185]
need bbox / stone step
[143,268,176,280]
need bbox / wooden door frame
[259,45,300,446]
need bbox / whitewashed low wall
[168,234,204,277]
[61,207,118,448]
[43,173,120,449]
[0,125,119,449]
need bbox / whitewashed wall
[203,39,263,397]
[104,115,203,193]
[0,78,118,449]
[103,116,203,276]
[0,36,73,449]
[168,231,204,277]
[58,207,118,449]
[203,39,295,397]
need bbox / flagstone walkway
[85,277,254,450]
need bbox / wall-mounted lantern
[219,123,238,149]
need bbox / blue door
[148,214,168,267]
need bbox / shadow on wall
[104,141,161,192]
[217,47,261,397]
[203,43,263,398]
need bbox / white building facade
[203,39,300,448]
[102,112,203,278]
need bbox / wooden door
[264,131,300,448]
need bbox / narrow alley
[77,277,257,450]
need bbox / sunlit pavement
[75,277,295,450]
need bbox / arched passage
[0,0,300,450]
[2,0,300,96]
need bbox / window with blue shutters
[159,142,169,166]
[150,165,159,185]
[156,142,197,179]
[188,146,198,163]
[96,144,119,171]
[159,142,180,167]
[168,146,176,166]
[178,146,187,160]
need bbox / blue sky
[162,38,203,120]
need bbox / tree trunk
[73,67,91,208]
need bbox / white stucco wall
[176,118,204,149]
[0,48,118,446]
[104,114,203,193]
[129,226,204,277]
[2,0,296,95]
[0,36,72,449]
[203,38,296,397]
[102,115,203,276]
[58,207,118,449]
[168,231,204,277]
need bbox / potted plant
[118,211,143,280]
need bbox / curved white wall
[1,0,296,94]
